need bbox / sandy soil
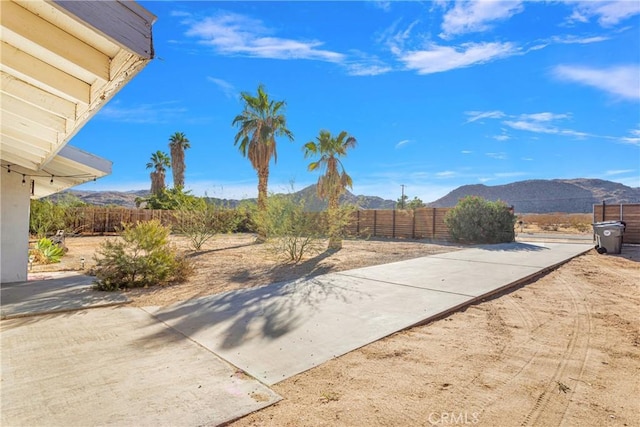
[34,234,639,426]
[34,234,462,307]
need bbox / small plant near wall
[92,220,192,291]
[29,238,65,264]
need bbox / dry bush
[520,213,592,232]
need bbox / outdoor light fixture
[50,176,54,184]
[80,257,86,269]
[28,255,35,271]
[22,174,26,185]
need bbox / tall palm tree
[232,84,294,213]
[146,150,170,196]
[168,131,190,189]
[303,130,357,250]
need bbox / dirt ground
[34,234,639,426]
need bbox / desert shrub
[569,215,591,232]
[139,187,205,210]
[30,200,65,238]
[92,220,192,291]
[234,201,258,233]
[173,202,242,251]
[29,238,65,264]
[445,196,516,244]
[255,195,324,262]
[520,213,591,232]
[325,204,357,249]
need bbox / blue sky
[73,0,640,202]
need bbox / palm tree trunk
[327,194,342,250]
[256,165,269,241]
[171,147,185,189]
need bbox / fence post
[373,210,377,237]
[620,203,623,221]
[412,210,416,239]
[392,209,396,238]
[602,200,606,221]
[432,208,436,239]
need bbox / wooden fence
[347,208,452,240]
[66,206,454,240]
[66,207,175,234]
[593,203,640,244]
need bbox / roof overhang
[0,0,156,198]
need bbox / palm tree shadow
[136,267,361,351]
[266,249,336,283]
[185,242,256,259]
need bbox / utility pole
[401,184,405,209]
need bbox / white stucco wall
[1,171,31,283]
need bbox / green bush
[173,202,242,251]
[29,238,65,264]
[138,187,205,210]
[30,200,65,238]
[92,220,192,291]
[255,195,324,262]
[445,196,516,244]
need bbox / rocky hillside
[429,179,640,213]
[52,185,396,210]
[48,190,149,208]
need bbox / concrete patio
[1,241,593,425]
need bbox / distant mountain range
[428,179,640,213]
[51,178,639,213]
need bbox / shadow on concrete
[227,249,335,287]
[0,275,128,319]
[473,242,550,252]
[138,268,360,350]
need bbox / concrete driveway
[0,241,592,425]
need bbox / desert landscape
[30,231,640,426]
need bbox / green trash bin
[592,221,625,254]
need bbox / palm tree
[303,130,357,250]
[168,132,190,189]
[232,84,294,213]
[146,151,170,195]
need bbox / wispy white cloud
[503,119,589,138]
[372,1,391,12]
[98,101,187,124]
[550,34,610,44]
[552,64,640,100]
[346,59,393,76]
[395,139,411,149]
[399,42,517,74]
[520,112,571,122]
[565,1,640,27]
[461,150,473,154]
[486,152,507,160]
[440,0,524,38]
[170,10,191,18]
[605,169,635,176]
[522,157,534,161]
[207,77,235,98]
[494,172,527,178]
[618,128,640,145]
[492,134,510,141]
[436,170,457,178]
[465,110,506,123]
[184,12,344,63]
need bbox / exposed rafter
[0,0,156,196]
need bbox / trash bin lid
[593,221,625,227]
